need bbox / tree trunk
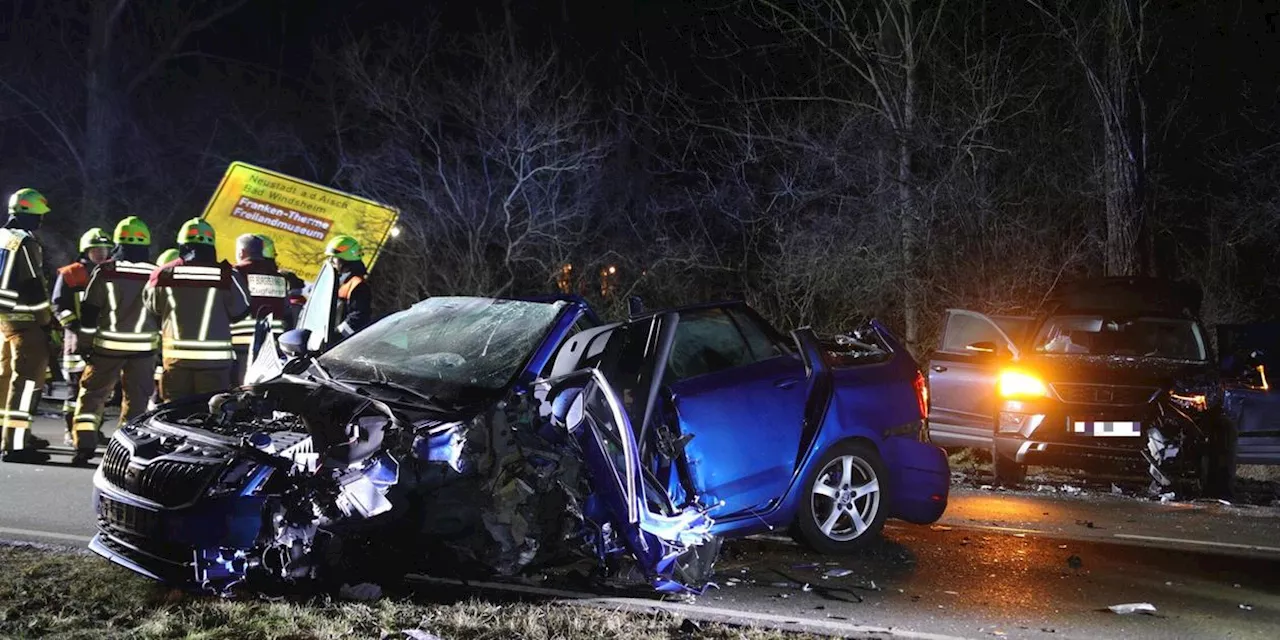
[1101,0,1147,277]
[891,0,921,352]
[84,0,120,226]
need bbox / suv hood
[1023,354,1213,389]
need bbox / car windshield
[318,297,568,401]
[1032,314,1206,361]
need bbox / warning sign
[200,162,399,284]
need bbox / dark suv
[926,277,1234,491]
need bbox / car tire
[791,440,889,555]
[992,447,1026,486]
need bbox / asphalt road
[4,408,1280,639]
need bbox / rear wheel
[792,441,889,554]
[992,446,1026,486]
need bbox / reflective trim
[19,380,35,413]
[56,309,76,321]
[11,426,25,448]
[163,348,235,360]
[166,339,233,349]
[174,266,223,276]
[0,289,16,299]
[81,328,98,336]
[106,281,118,328]
[95,339,156,352]
[231,335,254,346]
[165,289,180,339]
[199,289,216,340]
[98,330,157,341]
[13,301,50,312]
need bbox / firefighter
[325,235,372,339]
[256,233,307,327]
[144,218,250,402]
[70,216,159,463]
[148,248,179,410]
[0,188,53,463]
[50,227,113,445]
[230,234,290,384]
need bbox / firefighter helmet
[177,217,216,246]
[114,216,151,245]
[254,233,277,260]
[79,227,112,253]
[8,188,49,215]
[156,248,180,265]
[325,234,363,261]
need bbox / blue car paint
[681,319,948,539]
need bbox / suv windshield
[319,297,568,401]
[1032,315,1206,361]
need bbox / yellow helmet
[325,234,363,261]
[8,188,49,215]
[177,217,216,246]
[114,216,151,246]
[79,228,112,253]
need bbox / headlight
[998,370,1049,398]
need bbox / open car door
[1218,323,1280,465]
[927,309,1028,448]
[541,326,722,593]
[296,262,339,353]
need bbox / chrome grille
[1051,383,1159,406]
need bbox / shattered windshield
[319,297,568,400]
[1033,315,1206,362]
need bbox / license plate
[100,496,160,535]
[1071,421,1141,437]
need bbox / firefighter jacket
[230,259,292,346]
[336,268,371,338]
[80,260,160,357]
[51,258,94,330]
[0,229,51,328]
[144,260,251,369]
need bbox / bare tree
[334,29,613,309]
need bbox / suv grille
[101,439,222,507]
[1051,383,1159,406]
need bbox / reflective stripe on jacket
[230,260,291,346]
[145,261,250,368]
[0,229,51,327]
[81,260,159,356]
[52,260,91,328]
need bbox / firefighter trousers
[0,325,49,453]
[72,354,155,452]
[159,365,231,404]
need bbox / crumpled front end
[90,371,722,596]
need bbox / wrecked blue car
[89,296,948,595]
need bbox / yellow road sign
[199,162,399,283]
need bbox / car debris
[1107,602,1158,615]
[823,568,855,579]
[929,524,954,531]
[1240,603,1254,611]
[401,630,444,640]
[1066,555,1083,570]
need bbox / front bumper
[90,468,266,586]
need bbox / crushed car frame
[90,296,948,595]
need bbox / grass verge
[0,545,815,640]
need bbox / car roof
[625,299,749,321]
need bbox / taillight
[914,370,929,419]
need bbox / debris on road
[1111,483,1124,495]
[823,568,855,579]
[791,562,821,570]
[930,524,954,531]
[1240,604,1254,611]
[1074,519,1097,529]
[944,590,960,595]
[1067,555,1083,570]
[1035,484,1058,493]
[1062,485,1083,495]
[678,619,702,635]
[1106,603,1158,615]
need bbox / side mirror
[279,329,312,358]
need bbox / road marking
[406,574,972,640]
[0,527,92,544]
[1113,534,1280,554]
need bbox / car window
[941,311,1012,354]
[666,308,755,381]
[727,307,788,360]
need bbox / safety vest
[145,261,250,367]
[82,260,160,355]
[0,229,51,326]
[230,260,290,346]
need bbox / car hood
[1021,354,1213,389]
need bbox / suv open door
[927,310,1030,448]
[1218,323,1280,466]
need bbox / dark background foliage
[3,0,1279,354]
